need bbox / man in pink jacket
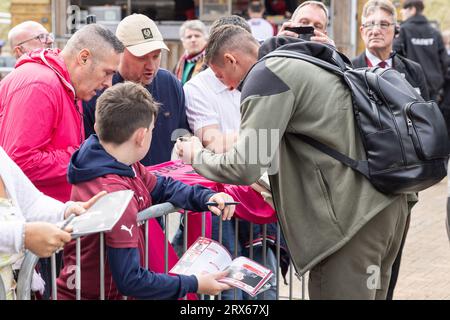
[0,23,124,299]
[0,24,124,202]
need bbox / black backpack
[263,43,449,194]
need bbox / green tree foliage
[424,0,450,31]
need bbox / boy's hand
[207,193,235,220]
[196,271,232,295]
[64,191,107,219]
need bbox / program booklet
[65,190,134,238]
[170,237,273,297]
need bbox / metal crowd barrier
[13,203,306,300]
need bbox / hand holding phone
[284,26,315,41]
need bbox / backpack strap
[263,49,370,179]
[364,66,383,92]
[297,133,370,179]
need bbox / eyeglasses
[16,33,54,46]
[362,21,395,30]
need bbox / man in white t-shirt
[184,17,248,153]
[181,16,280,301]
[247,1,275,42]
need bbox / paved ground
[393,178,450,299]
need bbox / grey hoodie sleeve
[193,59,295,185]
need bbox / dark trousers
[36,252,63,299]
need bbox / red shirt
[57,163,157,300]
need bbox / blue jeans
[36,252,63,299]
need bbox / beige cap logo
[116,14,169,57]
[141,28,153,39]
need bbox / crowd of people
[0,0,448,300]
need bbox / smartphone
[284,26,315,41]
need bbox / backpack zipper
[404,101,413,135]
[405,102,423,157]
[374,70,408,166]
[405,113,413,135]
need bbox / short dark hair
[403,0,424,13]
[95,82,159,144]
[210,15,252,34]
[205,25,258,66]
[92,24,125,53]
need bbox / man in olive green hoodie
[177,25,408,300]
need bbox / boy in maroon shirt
[57,82,235,299]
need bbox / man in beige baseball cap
[116,13,169,57]
[114,14,170,85]
[83,13,191,166]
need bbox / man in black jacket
[352,0,427,300]
[353,0,429,99]
[393,0,447,101]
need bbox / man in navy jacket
[83,14,190,166]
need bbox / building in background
[2,0,445,71]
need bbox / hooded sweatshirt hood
[68,135,135,184]
[16,48,76,100]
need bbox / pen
[206,202,240,207]
[61,213,76,230]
